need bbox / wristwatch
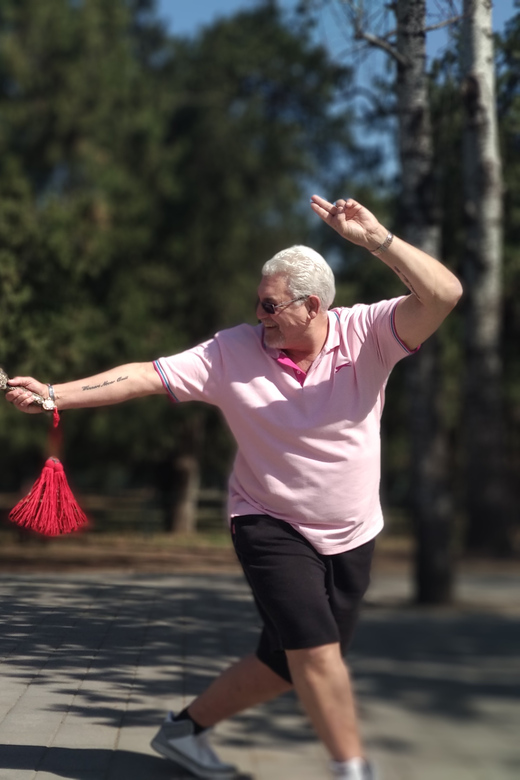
[43,384,57,411]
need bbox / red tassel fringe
[9,457,88,536]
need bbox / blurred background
[0,0,518,604]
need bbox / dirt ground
[0,525,517,577]
[0,528,240,574]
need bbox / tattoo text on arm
[393,265,422,301]
[81,376,129,392]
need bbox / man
[6,195,462,780]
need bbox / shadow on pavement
[0,744,254,779]
[351,608,520,720]
[0,572,518,776]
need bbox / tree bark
[156,414,203,534]
[461,0,511,554]
[396,0,454,603]
[302,0,458,600]
[167,454,200,533]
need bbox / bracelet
[42,384,56,412]
[46,383,60,427]
[370,231,394,254]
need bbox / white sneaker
[151,714,238,779]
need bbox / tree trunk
[461,0,511,554]
[167,454,200,533]
[396,0,454,603]
[157,414,204,534]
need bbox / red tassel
[9,457,89,536]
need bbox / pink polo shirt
[154,296,416,555]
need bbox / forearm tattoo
[393,265,422,301]
[81,375,129,391]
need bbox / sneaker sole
[150,735,238,780]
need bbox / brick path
[0,569,518,779]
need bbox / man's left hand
[310,195,386,250]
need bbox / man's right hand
[5,377,49,413]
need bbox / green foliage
[160,4,358,340]
[0,0,362,492]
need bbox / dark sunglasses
[258,296,307,315]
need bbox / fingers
[310,194,347,212]
[6,376,34,387]
[5,388,35,409]
[310,194,333,211]
[7,376,44,394]
[310,194,333,221]
[310,194,345,223]
[4,377,44,413]
[8,397,43,413]
[310,194,358,219]
[334,198,359,214]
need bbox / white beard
[263,325,285,349]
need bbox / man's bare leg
[185,644,362,759]
[286,642,364,761]
[187,652,292,727]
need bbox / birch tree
[303,0,457,602]
[460,0,511,553]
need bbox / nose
[256,299,268,320]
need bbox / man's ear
[307,295,321,319]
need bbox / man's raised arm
[5,361,165,414]
[310,194,463,351]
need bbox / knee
[286,642,344,678]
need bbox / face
[256,273,311,350]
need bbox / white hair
[261,245,336,310]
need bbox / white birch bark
[461,0,510,552]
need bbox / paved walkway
[0,568,518,780]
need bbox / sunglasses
[258,296,307,315]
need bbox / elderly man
[6,195,462,780]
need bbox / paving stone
[0,570,517,779]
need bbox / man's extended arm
[5,361,165,414]
[310,195,463,350]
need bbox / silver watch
[43,384,57,411]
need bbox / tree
[395,0,453,602]
[300,0,457,602]
[139,3,360,529]
[0,0,186,491]
[0,0,361,531]
[496,6,520,539]
[460,0,511,554]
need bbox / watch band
[371,231,394,254]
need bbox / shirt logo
[335,362,351,373]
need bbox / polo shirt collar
[323,309,341,353]
[261,309,341,360]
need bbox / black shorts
[231,514,375,683]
